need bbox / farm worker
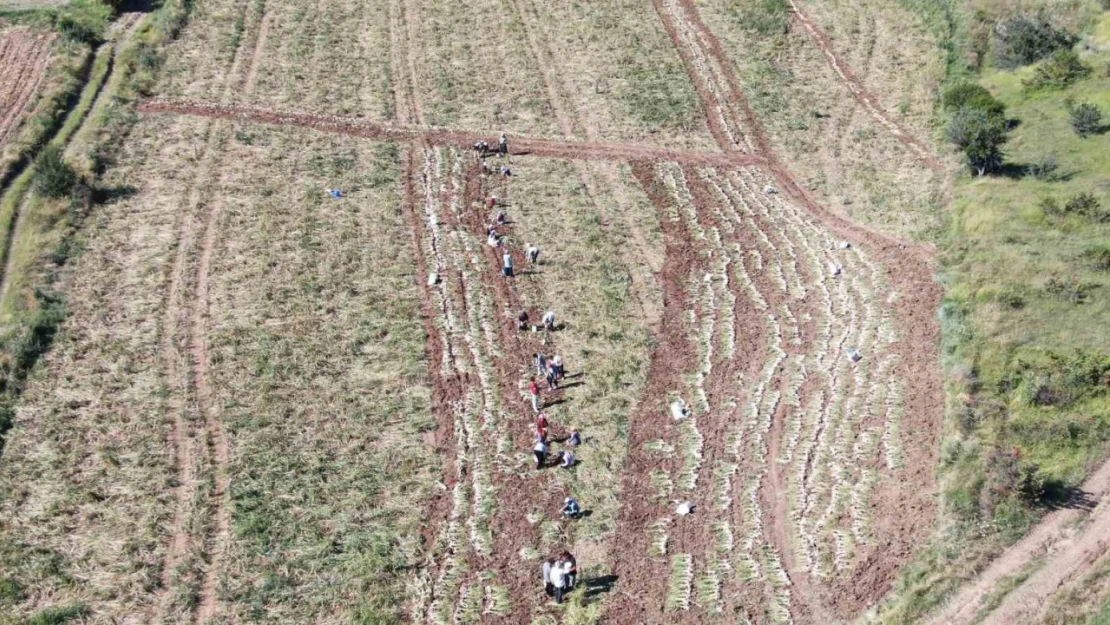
[534,352,547,377]
[530,378,541,413]
[567,428,581,447]
[496,211,506,225]
[527,244,540,265]
[550,557,567,603]
[502,251,514,277]
[551,354,564,380]
[487,231,500,247]
[562,497,581,519]
[542,558,556,596]
[488,195,498,208]
[499,132,508,156]
[533,438,548,469]
[501,165,512,177]
[542,310,556,331]
[559,450,576,469]
[326,188,342,199]
[517,310,529,331]
[546,362,558,390]
[537,412,549,439]
[561,551,578,589]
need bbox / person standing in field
[542,558,556,596]
[534,352,547,377]
[499,132,508,156]
[530,378,541,413]
[542,310,556,331]
[550,556,567,604]
[561,551,578,590]
[533,438,548,469]
[527,244,541,266]
[551,354,564,380]
[536,412,549,440]
[518,310,529,331]
[502,250,514,278]
[546,362,558,390]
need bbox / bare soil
[0,29,55,149]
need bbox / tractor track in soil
[136,99,767,168]
[784,0,943,172]
[624,0,946,619]
[506,0,662,326]
[604,162,704,623]
[157,3,258,621]
[927,458,1110,625]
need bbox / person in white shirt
[542,310,556,331]
[550,558,567,603]
[533,439,548,469]
[502,251,514,278]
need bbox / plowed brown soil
[0,29,55,149]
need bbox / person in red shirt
[536,412,549,439]
[530,378,541,413]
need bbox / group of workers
[475,133,588,605]
[542,551,579,604]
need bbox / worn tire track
[928,458,1110,625]
[138,99,767,168]
[785,0,942,171]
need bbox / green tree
[942,82,1006,121]
[947,107,1008,176]
[1068,101,1103,138]
[993,12,1078,69]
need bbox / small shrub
[1023,50,1091,91]
[942,83,1006,120]
[1039,196,1061,216]
[1080,245,1110,271]
[995,287,1026,309]
[993,12,1078,69]
[1064,192,1104,220]
[1027,153,1059,181]
[947,107,1008,175]
[53,0,112,44]
[33,147,78,199]
[1068,101,1103,138]
[1043,275,1099,304]
[28,603,89,625]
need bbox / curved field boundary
[785,0,943,172]
[136,99,767,167]
[927,458,1110,625]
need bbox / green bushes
[32,147,79,199]
[992,12,1078,69]
[1023,50,1091,91]
[1040,193,1107,222]
[1080,246,1110,272]
[53,0,113,44]
[946,107,1008,175]
[1068,101,1104,138]
[942,82,1006,120]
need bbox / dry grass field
[16,0,1110,623]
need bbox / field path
[243,10,270,96]
[506,0,663,326]
[137,99,766,167]
[927,457,1110,625]
[784,0,943,171]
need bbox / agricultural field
[0,27,56,180]
[4,0,1110,623]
